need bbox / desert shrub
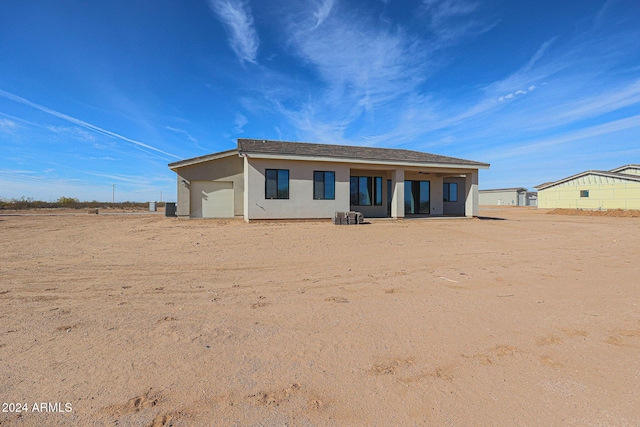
[57,196,80,208]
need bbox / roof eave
[238,151,490,169]
[168,149,239,170]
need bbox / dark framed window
[350,176,383,206]
[580,190,589,198]
[314,171,335,200]
[374,177,383,205]
[443,183,458,202]
[265,169,289,199]
[405,180,430,214]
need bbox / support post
[465,171,479,217]
[391,169,405,219]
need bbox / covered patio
[349,166,481,219]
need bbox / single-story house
[535,164,640,210]
[168,139,490,221]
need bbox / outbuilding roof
[535,169,640,190]
[237,139,489,167]
[479,187,528,193]
[609,164,640,173]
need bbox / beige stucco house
[535,164,640,210]
[168,139,490,221]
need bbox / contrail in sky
[0,88,181,159]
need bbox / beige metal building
[168,139,490,221]
[535,164,640,210]
[479,188,527,206]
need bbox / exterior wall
[245,158,351,220]
[479,190,522,206]
[175,155,244,217]
[443,177,466,215]
[538,176,640,210]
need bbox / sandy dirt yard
[1,208,639,426]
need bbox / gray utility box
[334,211,364,225]
[165,202,177,217]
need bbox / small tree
[57,196,80,208]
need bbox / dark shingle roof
[238,139,489,167]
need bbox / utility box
[149,201,157,212]
[165,202,177,217]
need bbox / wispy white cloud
[313,0,334,28]
[264,0,503,145]
[421,0,495,44]
[548,79,640,124]
[234,112,248,133]
[0,118,17,134]
[88,156,118,161]
[209,0,259,64]
[522,38,557,73]
[289,16,424,103]
[81,170,144,184]
[498,85,537,102]
[481,114,640,162]
[278,4,431,143]
[422,0,477,23]
[0,89,180,159]
[165,126,197,143]
[46,125,96,141]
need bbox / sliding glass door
[404,180,430,214]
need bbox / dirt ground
[1,207,639,426]
[547,208,640,218]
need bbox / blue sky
[1,0,639,202]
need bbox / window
[374,177,383,205]
[580,190,589,198]
[350,176,383,206]
[443,183,458,202]
[313,171,335,200]
[265,169,289,199]
[405,180,430,214]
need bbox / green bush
[57,196,80,208]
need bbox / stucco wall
[245,158,351,220]
[538,179,640,210]
[174,154,244,217]
[443,177,466,215]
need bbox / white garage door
[190,181,234,218]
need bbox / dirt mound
[547,208,640,217]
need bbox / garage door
[190,181,234,218]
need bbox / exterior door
[405,180,430,214]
